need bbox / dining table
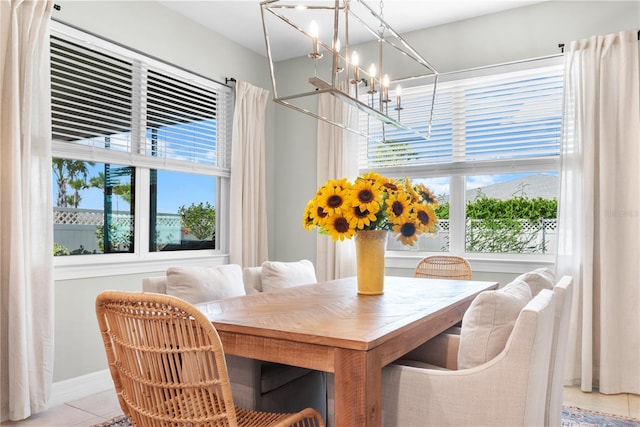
[196,275,498,427]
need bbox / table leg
[334,348,382,427]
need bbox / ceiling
[158,1,547,61]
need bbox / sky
[55,162,548,215]
[53,163,215,214]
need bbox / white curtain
[316,91,359,281]
[557,30,640,394]
[0,0,55,420]
[229,81,270,267]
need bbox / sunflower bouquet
[303,171,438,245]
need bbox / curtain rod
[558,30,640,52]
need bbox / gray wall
[47,0,638,387]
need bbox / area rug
[93,407,640,427]
[561,406,640,426]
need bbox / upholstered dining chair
[381,288,556,426]
[96,291,325,427]
[414,255,472,280]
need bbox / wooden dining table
[196,276,498,427]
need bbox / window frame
[359,57,564,273]
[51,22,232,280]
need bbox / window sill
[53,251,230,280]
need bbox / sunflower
[316,183,350,215]
[349,205,378,230]
[323,177,350,191]
[404,177,420,203]
[303,172,439,247]
[349,179,382,214]
[302,200,316,230]
[324,213,356,241]
[416,183,438,207]
[359,170,384,183]
[392,214,422,246]
[386,191,412,221]
[378,176,402,194]
[303,199,329,229]
[415,205,438,233]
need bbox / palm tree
[52,159,94,207]
[89,171,132,205]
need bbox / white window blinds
[50,30,232,173]
[359,64,564,170]
[144,67,230,169]
[51,35,133,152]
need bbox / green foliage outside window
[95,224,133,253]
[52,158,94,208]
[436,194,557,254]
[53,242,70,256]
[178,202,216,241]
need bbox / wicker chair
[414,255,472,280]
[96,291,325,427]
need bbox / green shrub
[178,202,216,241]
[53,242,70,256]
[437,195,557,253]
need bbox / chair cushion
[458,279,532,369]
[142,276,167,294]
[516,267,555,297]
[165,264,245,304]
[260,260,317,292]
[242,266,263,294]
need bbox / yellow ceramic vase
[354,229,388,295]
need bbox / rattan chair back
[414,255,472,280]
[96,291,324,427]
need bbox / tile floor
[1,386,638,426]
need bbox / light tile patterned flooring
[1,386,638,426]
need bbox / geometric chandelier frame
[260,0,439,141]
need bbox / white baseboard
[49,370,114,408]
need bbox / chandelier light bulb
[309,21,321,58]
[351,51,360,84]
[368,64,377,93]
[334,39,343,73]
[383,74,390,101]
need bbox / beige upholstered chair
[96,291,325,427]
[381,289,556,426]
[402,271,573,427]
[414,255,472,280]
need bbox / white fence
[54,208,183,254]
[386,219,557,254]
[55,208,557,255]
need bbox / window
[51,23,232,266]
[359,59,563,259]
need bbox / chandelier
[260,0,439,142]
